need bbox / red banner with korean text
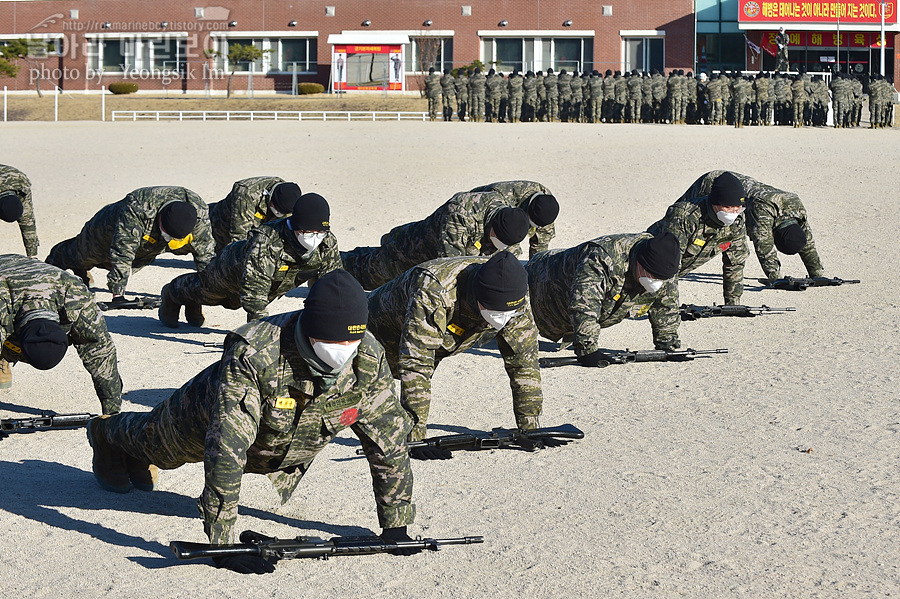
[740,1,897,24]
[761,30,894,47]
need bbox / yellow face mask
[167,233,193,250]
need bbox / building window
[696,33,744,73]
[276,38,318,73]
[405,37,453,72]
[146,38,186,72]
[86,36,187,73]
[624,38,664,72]
[483,37,593,74]
[215,38,265,72]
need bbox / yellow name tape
[255,211,266,219]
[3,340,22,354]
[278,265,290,271]
[447,323,464,336]
[693,238,706,247]
[275,397,296,410]
[142,234,157,244]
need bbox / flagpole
[881,0,887,76]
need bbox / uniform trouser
[340,246,408,291]
[591,99,602,122]
[628,99,640,122]
[734,101,747,126]
[559,98,571,121]
[498,98,508,122]
[471,95,485,121]
[442,96,455,120]
[522,98,535,121]
[47,237,159,282]
[793,101,805,125]
[457,99,467,121]
[166,270,243,311]
[427,97,440,119]
[870,101,882,126]
[546,96,559,121]
[485,98,495,122]
[509,97,522,121]
[572,100,583,122]
[710,99,724,124]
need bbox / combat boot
[125,454,158,492]
[185,302,205,327]
[0,358,11,390]
[158,284,181,328]
[86,416,131,493]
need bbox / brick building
[0,1,895,95]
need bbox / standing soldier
[831,72,848,128]
[87,271,420,573]
[589,70,604,123]
[340,191,530,290]
[613,70,628,123]
[707,73,724,125]
[0,255,123,414]
[522,71,538,122]
[648,172,749,306]
[681,171,825,283]
[46,186,214,304]
[497,72,509,122]
[484,68,499,122]
[773,72,790,125]
[367,252,543,446]
[684,72,698,124]
[208,177,301,253]
[468,180,560,258]
[159,193,340,328]
[535,71,547,121]
[526,232,683,362]
[508,70,524,122]
[440,68,456,121]
[755,73,771,125]
[650,69,666,123]
[602,69,616,122]
[640,71,653,123]
[0,164,40,258]
[543,68,559,122]
[455,69,469,121]
[424,67,442,121]
[775,27,790,72]
[696,72,710,124]
[869,74,885,128]
[732,75,750,128]
[626,69,642,123]
[570,71,584,123]
[469,67,486,122]
[790,73,808,127]
[557,69,573,122]
[850,74,863,127]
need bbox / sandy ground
[0,120,898,598]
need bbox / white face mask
[312,340,360,370]
[160,230,173,243]
[270,203,287,218]
[480,308,518,330]
[490,235,508,251]
[296,231,327,251]
[716,210,741,226]
[638,276,665,294]
[529,219,539,229]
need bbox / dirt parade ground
[0,120,898,598]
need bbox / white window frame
[404,34,455,73]
[478,30,594,73]
[209,31,318,74]
[620,30,666,73]
[83,33,189,75]
[0,33,66,58]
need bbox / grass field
[0,92,430,121]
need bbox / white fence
[111,110,429,122]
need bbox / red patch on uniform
[340,408,359,426]
[719,242,732,251]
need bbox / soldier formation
[422,66,895,128]
[2,163,837,574]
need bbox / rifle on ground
[170,530,484,562]
[539,348,728,368]
[0,412,96,439]
[680,303,795,321]
[767,276,860,291]
[202,342,224,348]
[97,296,161,311]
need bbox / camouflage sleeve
[107,197,146,296]
[352,350,416,528]
[187,214,216,272]
[318,232,343,275]
[569,256,611,357]
[240,238,276,321]
[798,218,825,277]
[200,343,260,545]
[18,187,39,257]
[229,189,264,244]
[529,223,555,258]
[397,278,447,441]
[722,231,748,305]
[497,310,543,431]
[748,207,781,281]
[648,280,681,350]
[68,298,124,415]
[439,206,477,257]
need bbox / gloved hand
[409,446,453,461]
[212,554,276,574]
[576,350,609,368]
[380,526,423,556]
[107,295,132,308]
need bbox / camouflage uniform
[543,70,560,121]
[340,190,507,290]
[46,187,215,297]
[467,180,555,258]
[440,72,456,121]
[626,73,642,123]
[651,187,750,305]
[525,233,681,355]
[570,75,584,123]
[208,176,285,253]
[0,164,39,257]
[485,72,502,122]
[557,71,573,122]
[589,73,604,123]
[602,74,617,122]
[468,70,486,122]
[522,73,538,122]
[508,73,524,122]
[454,72,468,121]
[424,71,442,121]
[367,256,542,441]
[99,311,415,544]
[0,255,122,414]
[165,219,342,321]
[613,73,628,122]
[682,171,823,281]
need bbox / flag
[745,35,761,57]
[759,33,778,57]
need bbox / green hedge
[108,82,139,95]
[297,82,325,95]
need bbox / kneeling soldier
[208,177,301,253]
[46,186,215,304]
[526,232,682,364]
[87,271,418,574]
[367,251,542,444]
[0,255,123,413]
[159,193,340,327]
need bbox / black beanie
[527,194,559,227]
[270,182,302,215]
[160,201,198,239]
[636,232,681,280]
[300,270,367,341]
[490,207,530,246]
[0,191,24,222]
[773,222,807,255]
[708,172,746,207]
[19,318,68,370]
[473,252,528,311]
[289,193,330,231]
